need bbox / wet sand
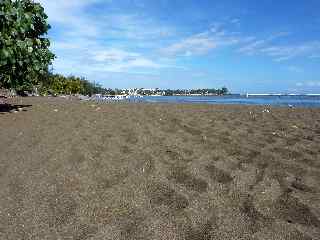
[1,97,320,239]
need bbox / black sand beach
[1,97,320,239]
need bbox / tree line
[39,73,105,96]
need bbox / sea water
[142,95,320,108]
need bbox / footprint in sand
[147,182,189,211]
[185,217,216,240]
[68,146,86,166]
[161,147,194,167]
[273,192,320,228]
[96,170,129,190]
[168,167,208,193]
[47,193,78,227]
[121,128,139,144]
[70,224,99,240]
[205,165,233,184]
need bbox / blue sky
[38,0,320,93]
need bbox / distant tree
[0,0,54,91]
[165,89,174,96]
[221,87,229,95]
[137,89,145,95]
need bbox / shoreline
[1,97,320,239]
[3,94,320,109]
[2,96,320,111]
[2,96,318,110]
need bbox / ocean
[141,95,320,108]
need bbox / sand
[1,97,320,239]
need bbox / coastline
[1,97,320,239]
[86,94,320,108]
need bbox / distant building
[141,88,157,92]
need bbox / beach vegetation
[39,73,105,96]
[0,0,55,91]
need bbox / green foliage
[0,0,54,90]
[221,87,228,95]
[39,73,105,96]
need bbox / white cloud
[53,56,161,76]
[89,49,174,72]
[52,40,178,75]
[295,81,320,87]
[162,26,243,57]
[161,24,319,64]
[230,18,240,24]
[191,72,207,78]
[238,40,268,55]
[309,54,320,59]
[238,32,290,56]
[162,24,289,58]
[38,0,175,41]
[96,57,163,72]
[100,14,176,42]
[237,31,320,61]
[37,0,103,38]
[128,58,162,68]
[38,0,104,23]
[287,66,304,73]
[307,81,320,87]
[162,33,218,57]
[92,49,140,62]
[268,42,320,61]
[36,0,181,77]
